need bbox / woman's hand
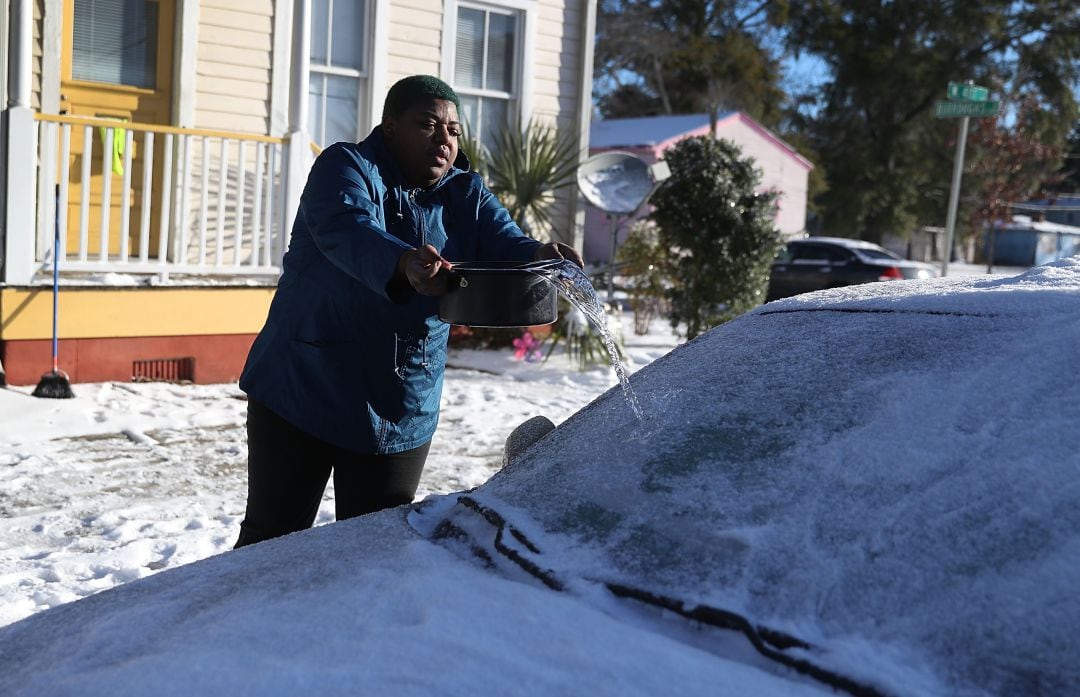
[534,242,584,269]
[396,244,454,296]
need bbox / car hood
[416,258,1080,696]
[0,507,826,697]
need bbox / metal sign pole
[607,213,620,302]
[941,115,970,277]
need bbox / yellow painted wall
[0,286,275,340]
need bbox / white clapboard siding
[31,0,43,110]
[535,0,589,238]
[387,0,443,81]
[196,0,275,136]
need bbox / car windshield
[420,262,1080,697]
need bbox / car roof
[788,236,885,250]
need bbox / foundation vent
[132,357,195,383]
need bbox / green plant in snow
[648,135,781,340]
[541,299,624,371]
[616,220,671,335]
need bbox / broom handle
[52,186,60,373]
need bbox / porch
[0,112,309,385]
[12,113,299,285]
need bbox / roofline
[731,114,815,171]
[590,112,814,171]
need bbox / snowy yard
[0,312,679,627]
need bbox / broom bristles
[32,370,75,399]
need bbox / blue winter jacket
[240,127,541,453]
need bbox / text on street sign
[934,100,999,118]
[947,82,990,102]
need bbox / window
[72,0,159,88]
[789,244,851,263]
[857,247,901,261]
[451,2,523,153]
[309,0,368,146]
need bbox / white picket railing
[33,114,291,280]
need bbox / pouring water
[529,260,645,421]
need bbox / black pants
[234,399,431,548]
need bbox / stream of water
[532,260,645,421]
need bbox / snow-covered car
[2,260,1079,697]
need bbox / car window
[857,247,902,261]
[773,245,792,262]
[791,245,841,262]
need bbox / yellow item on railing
[98,125,126,176]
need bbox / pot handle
[443,268,467,289]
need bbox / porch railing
[33,114,291,281]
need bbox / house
[0,0,598,386]
[582,112,813,265]
[986,213,1080,267]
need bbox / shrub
[616,220,671,335]
[648,136,782,339]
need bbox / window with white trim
[450,1,524,154]
[309,0,369,146]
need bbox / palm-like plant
[459,118,582,240]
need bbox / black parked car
[766,236,939,301]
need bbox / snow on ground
[0,311,680,627]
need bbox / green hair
[382,75,461,118]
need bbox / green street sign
[947,82,989,102]
[934,100,999,118]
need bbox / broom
[33,188,74,399]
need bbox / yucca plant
[459,117,582,240]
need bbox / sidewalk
[943,262,1030,278]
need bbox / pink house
[584,112,814,265]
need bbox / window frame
[441,0,535,140]
[308,0,373,146]
[68,0,163,90]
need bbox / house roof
[590,112,813,170]
[1010,215,1080,234]
[589,113,735,148]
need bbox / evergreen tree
[595,0,789,129]
[785,0,1080,243]
[648,136,781,339]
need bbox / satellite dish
[576,151,656,215]
[576,151,672,300]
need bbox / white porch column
[567,0,598,253]
[4,0,37,285]
[282,0,312,252]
